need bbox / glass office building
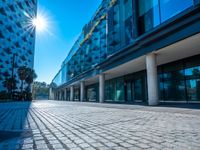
[50,0,200,105]
[0,0,37,92]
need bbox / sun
[32,15,47,32]
[23,8,53,36]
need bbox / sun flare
[32,15,47,32]
[24,8,53,36]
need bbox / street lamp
[11,53,16,99]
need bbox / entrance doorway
[125,74,147,103]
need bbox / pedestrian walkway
[0,100,200,150]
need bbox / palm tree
[25,68,37,92]
[3,77,16,98]
[17,66,28,96]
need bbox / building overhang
[56,6,200,89]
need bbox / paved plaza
[0,101,200,150]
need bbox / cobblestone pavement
[0,101,200,150]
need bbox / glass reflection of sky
[185,66,200,76]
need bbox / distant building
[50,0,200,105]
[0,0,37,92]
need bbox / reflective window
[126,82,132,102]
[105,78,125,102]
[116,78,125,101]
[185,66,200,101]
[185,66,200,78]
[158,74,164,100]
[137,0,160,35]
[52,71,62,87]
[108,4,121,54]
[134,78,143,100]
[186,79,200,101]
[137,0,193,35]
[109,80,116,101]
[74,89,80,101]
[159,56,200,102]
[86,84,98,102]
[124,0,134,44]
[163,70,185,80]
[163,80,186,101]
[124,0,133,20]
[160,0,193,22]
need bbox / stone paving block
[0,101,200,150]
[79,142,91,148]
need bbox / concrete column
[49,87,54,100]
[64,88,67,101]
[61,90,65,101]
[57,91,59,100]
[59,90,62,100]
[58,91,60,100]
[99,74,105,103]
[70,86,74,101]
[146,53,159,106]
[80,81,85,102]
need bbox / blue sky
[34,0,102,84]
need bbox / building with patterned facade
[0,0,37,92]
[50,0,200,105]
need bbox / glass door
[125,72,147,103]
[126,82,132,102]
[133,78,143,102]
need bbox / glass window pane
[160,0,193,22]
[123,0,134,44]
[125,18,133,44]
[158,74,164,100]
[187,79,200,101]
[137,0,160,35]
[126,82,132,102]
[87,85,98,102]
[185,66,200,78]
[105,81,110,100]
[110,80,116,101]
[134,79,143,100]
[116,78,125,102]
[163,80,186,101]
[124,0,133,20]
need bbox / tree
[17,66,28,95]
[3,77,16,98]
[32,81,49,100]
[17,66,37,100]
[25,68,37,92]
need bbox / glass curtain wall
[86,84,99,102]
[161,68,186,101]
[123,0,134,45]
[185,56,200,102]
[105,77,125,102]
[99,19,107,62]
[107,2,121,55]
[137,0,160,35]
[160,0,194,22]
[74,88,80,101]
[137,0,194,35]
[66,89,70,101]
[159,55,200,102]
[61,65,67,84]
[124,71,147,103]
[52,71,62,87]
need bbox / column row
[54,53,159,105]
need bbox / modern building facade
[0,0,37,92]
[50,0,200,105]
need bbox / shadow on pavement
[159,102,200,110]
[0,102,32,149]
